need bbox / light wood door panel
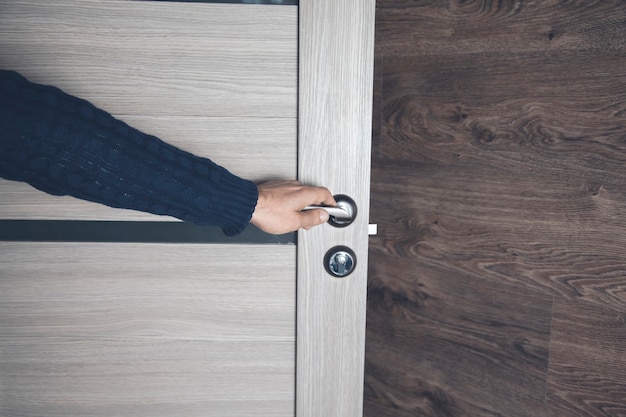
[0,0,297,221]
[0,2,298,416]
[0,1,296,118]
[0,242,295,417]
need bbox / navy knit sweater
[0,70,259,236]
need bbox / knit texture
[0,70,258,236]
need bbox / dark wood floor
[364,1,626,416]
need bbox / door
[0,1,374,416]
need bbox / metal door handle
[302,194,357,227]
[303,205,351,219]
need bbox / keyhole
[324,246,357,277]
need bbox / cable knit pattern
[0,70,258,236]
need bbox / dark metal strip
[0,220,295,244]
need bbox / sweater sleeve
[0,70,259,237]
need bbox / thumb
[300,209,330,230]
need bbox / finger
[289,186,334,210]
[320,191,336,206]
[299,208,329,229]
[309,186,335,206]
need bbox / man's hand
[250,180,336,235]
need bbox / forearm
[0,70,258,236]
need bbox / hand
[250,180,336,234]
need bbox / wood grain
[376,0,626,56]
[369,159,626,311]
[0,0,297,221]
[365,232,552,416]
[547,297,626,417]
[0,242,295,417]
[366,0,626,416]
[380,51,626,172]
[377,48,626,310]
[297,0,375,416]
[0,0,297,118]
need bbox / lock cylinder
[324,246,357,277]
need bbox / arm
[0,70,331,236]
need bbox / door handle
[303,194,357,227]
[303,205,351,219]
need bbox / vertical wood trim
[297,1,375,416]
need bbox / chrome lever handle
[303,205,352,220]
[302,194,357,227]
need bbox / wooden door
[0,1,374,416]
